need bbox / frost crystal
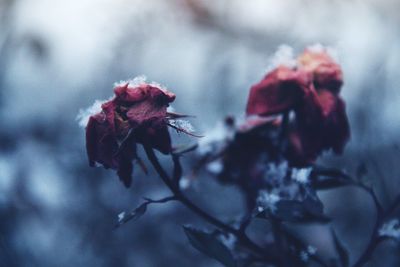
[291,168,312,184]
[167,105,175,113]
[299,245,316,262]
[256,190,280,212]
[307,245,317,255]
[118,211,126,223]
[113,75,147,88]
[267,44,297,71]
[169,119,195,133]
[307,43,325,53]
[300,250,309,262]
[76,99,106,128]
[206,161,223,174]
[379,219,400,240]
[113,75,169,91]
[197,121,234,155]
[219,234,236,250]
[263,161,288,183]
[179,177,191,190]
[307,43,339,62]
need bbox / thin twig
[143,145,278,263]
[313,166,400,267]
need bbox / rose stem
[143,145,278,263]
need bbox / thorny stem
[143,145,278,263]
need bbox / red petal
[85,114,119,168]
[298,49,343,93]
[135,120,172,154]
[114,83,175,105]
[246,66,310,116]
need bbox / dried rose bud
[85,81,176,187]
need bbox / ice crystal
[291,168,312,184]
[379,219,400,240]
[169,119,195,133]
[76,99,106,128]
[256,190,281,212]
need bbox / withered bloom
[246,47,350,166]
[85,81,179,187]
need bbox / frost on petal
[379,219,400,240]
[114,75,171,94]
[306,43,325,54]
[291,168,312,184]
[77,99,107,128]
[113,75,148,88]
[167,105,175,113]
[306,43,339,62]
[298,46,343,93]
[267,44,297,71]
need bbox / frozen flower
[246,46,350,167]
[379,219,400,240]
[84,78,192,187]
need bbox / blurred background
[0,0,400,266]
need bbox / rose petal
[86,114,119,168]
[246,66,310,116]
[114,83,175,104]
[298,49,343,93]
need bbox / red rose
[246,48,350,166]
[85,82,176,187]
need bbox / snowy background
[0,0,400,266]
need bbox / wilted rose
[85,82,176,187]
[246,47,350,166]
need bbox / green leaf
[183,226,237,267]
